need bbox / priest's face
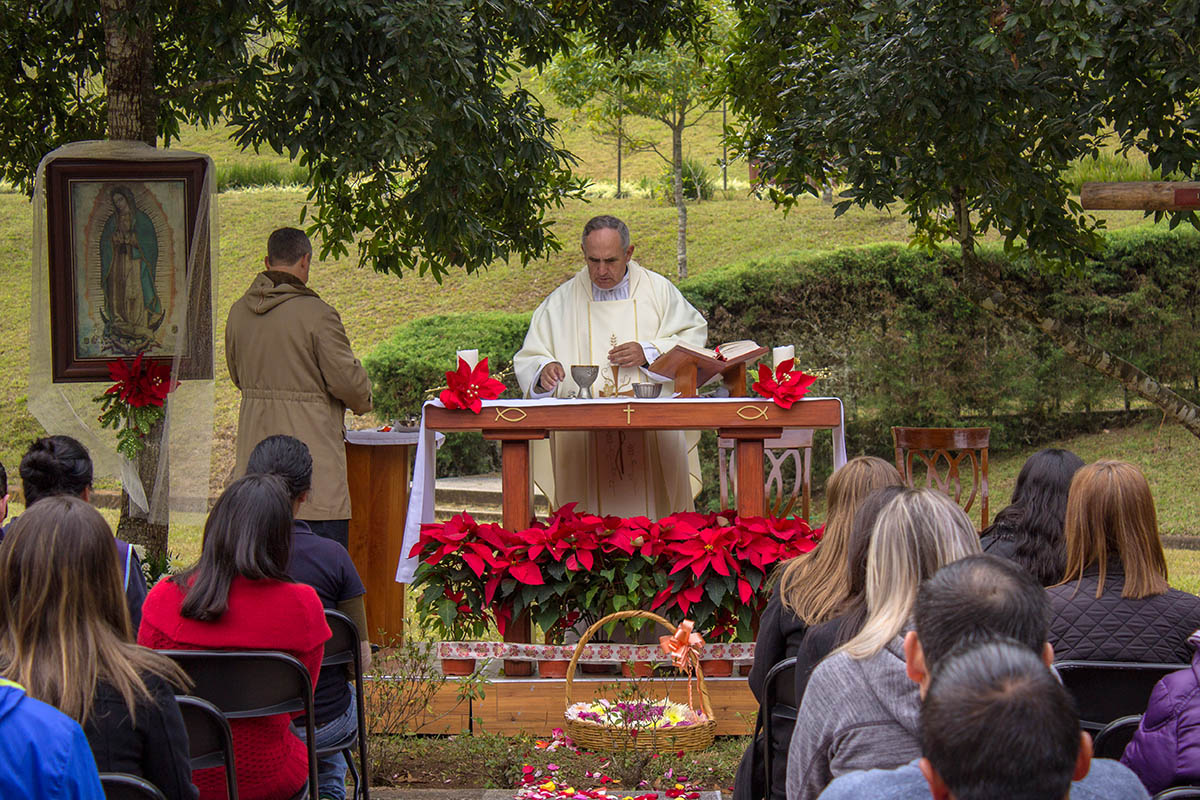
[583,227,634,289]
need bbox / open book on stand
[648,340,768,397]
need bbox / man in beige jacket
[225,227,373,547]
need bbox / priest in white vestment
[513,215,707,519]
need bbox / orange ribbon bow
[660,620,705,711]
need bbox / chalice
[571,365,599,399]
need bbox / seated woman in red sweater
[139,474,330,800]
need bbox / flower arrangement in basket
[563,610,716,753]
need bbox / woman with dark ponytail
[7,435,149,629]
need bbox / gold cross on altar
[622,404,635,424]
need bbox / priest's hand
[608,341,648,367]
[539,362,566,391]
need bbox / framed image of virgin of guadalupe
[44,158,213,381]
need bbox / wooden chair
[99,773,167,800]
[319,609,370,800]
[891,427,990,528]
[161,650,319,800]
[719,428,814,520]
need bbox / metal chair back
[176,694,238,799]
[1056,660,1185,733]
[161,650,319,800]
[319,609,370,800]
[99,773,167,800]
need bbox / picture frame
[44,157,213,382]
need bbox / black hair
[19,435,93,506]
[266,227,312,266]
[0,460,7,497]
[981,448,1084,585]
[832,484,906,644]
[246,435,313,503]
[915,554,1048,674]
[173,474,293,621]
[922,639,1080,800]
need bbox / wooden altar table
[397,396,845,674]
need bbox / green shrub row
[363,311,531,476]
[364,228,1200,479]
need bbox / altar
[398,395,846,571]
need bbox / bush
[365,229,1200,479]
[216,161,309,191]
[364,311,532,476]
[681,227,1200,461]
[659,156,716,202]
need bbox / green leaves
[729,0,1200,272]
[0,0,707,277]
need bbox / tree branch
[956,254,1200,438]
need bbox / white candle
[772,345,795,369]
[457,349,480,369]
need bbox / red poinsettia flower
[751,358,818,409]
[439,356,506,414]
[105,353,177,408]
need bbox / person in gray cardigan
[818,639,1148,800]
[816,558,1148,800]
[785,490,981,800]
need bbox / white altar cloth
[394,396,847,583]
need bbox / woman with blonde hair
[737,457,902,800]
[1047,460,1200,664]
[785,488,981,800]
[0,495,196,799]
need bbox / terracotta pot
[580,662,615,675]
[621,660,654,678]
[538,659,570,678]
[441,657,476,676]
[739,663,752,676]
[700,658,733,677]
[504,659,534,677]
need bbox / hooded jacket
[786,634,921,800]
[225,271,372,520]
[0,678,105,799]
[1121,632,1200,794]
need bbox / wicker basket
[564,609,716,753]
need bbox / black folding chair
[176,694,238,800]
[1155,788,1200,799]
[1092,713,1142,760]
[161,650,319,800]
[100,773,167,800]
[319,609,370,800]
[1055,660,1184,733]
[762,657,798,800]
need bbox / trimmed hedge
[363,311,531,477]
[365,228,1200,480]
[681,228,1200,458]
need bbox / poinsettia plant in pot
[649,511,817,674]
[410,505,820,669]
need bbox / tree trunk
[115,418,169,564]
[616,113,623,199]
[100,0,157,144]
[673,122,687,279]
[957,253,1200,439]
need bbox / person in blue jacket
[0,677,105,799]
